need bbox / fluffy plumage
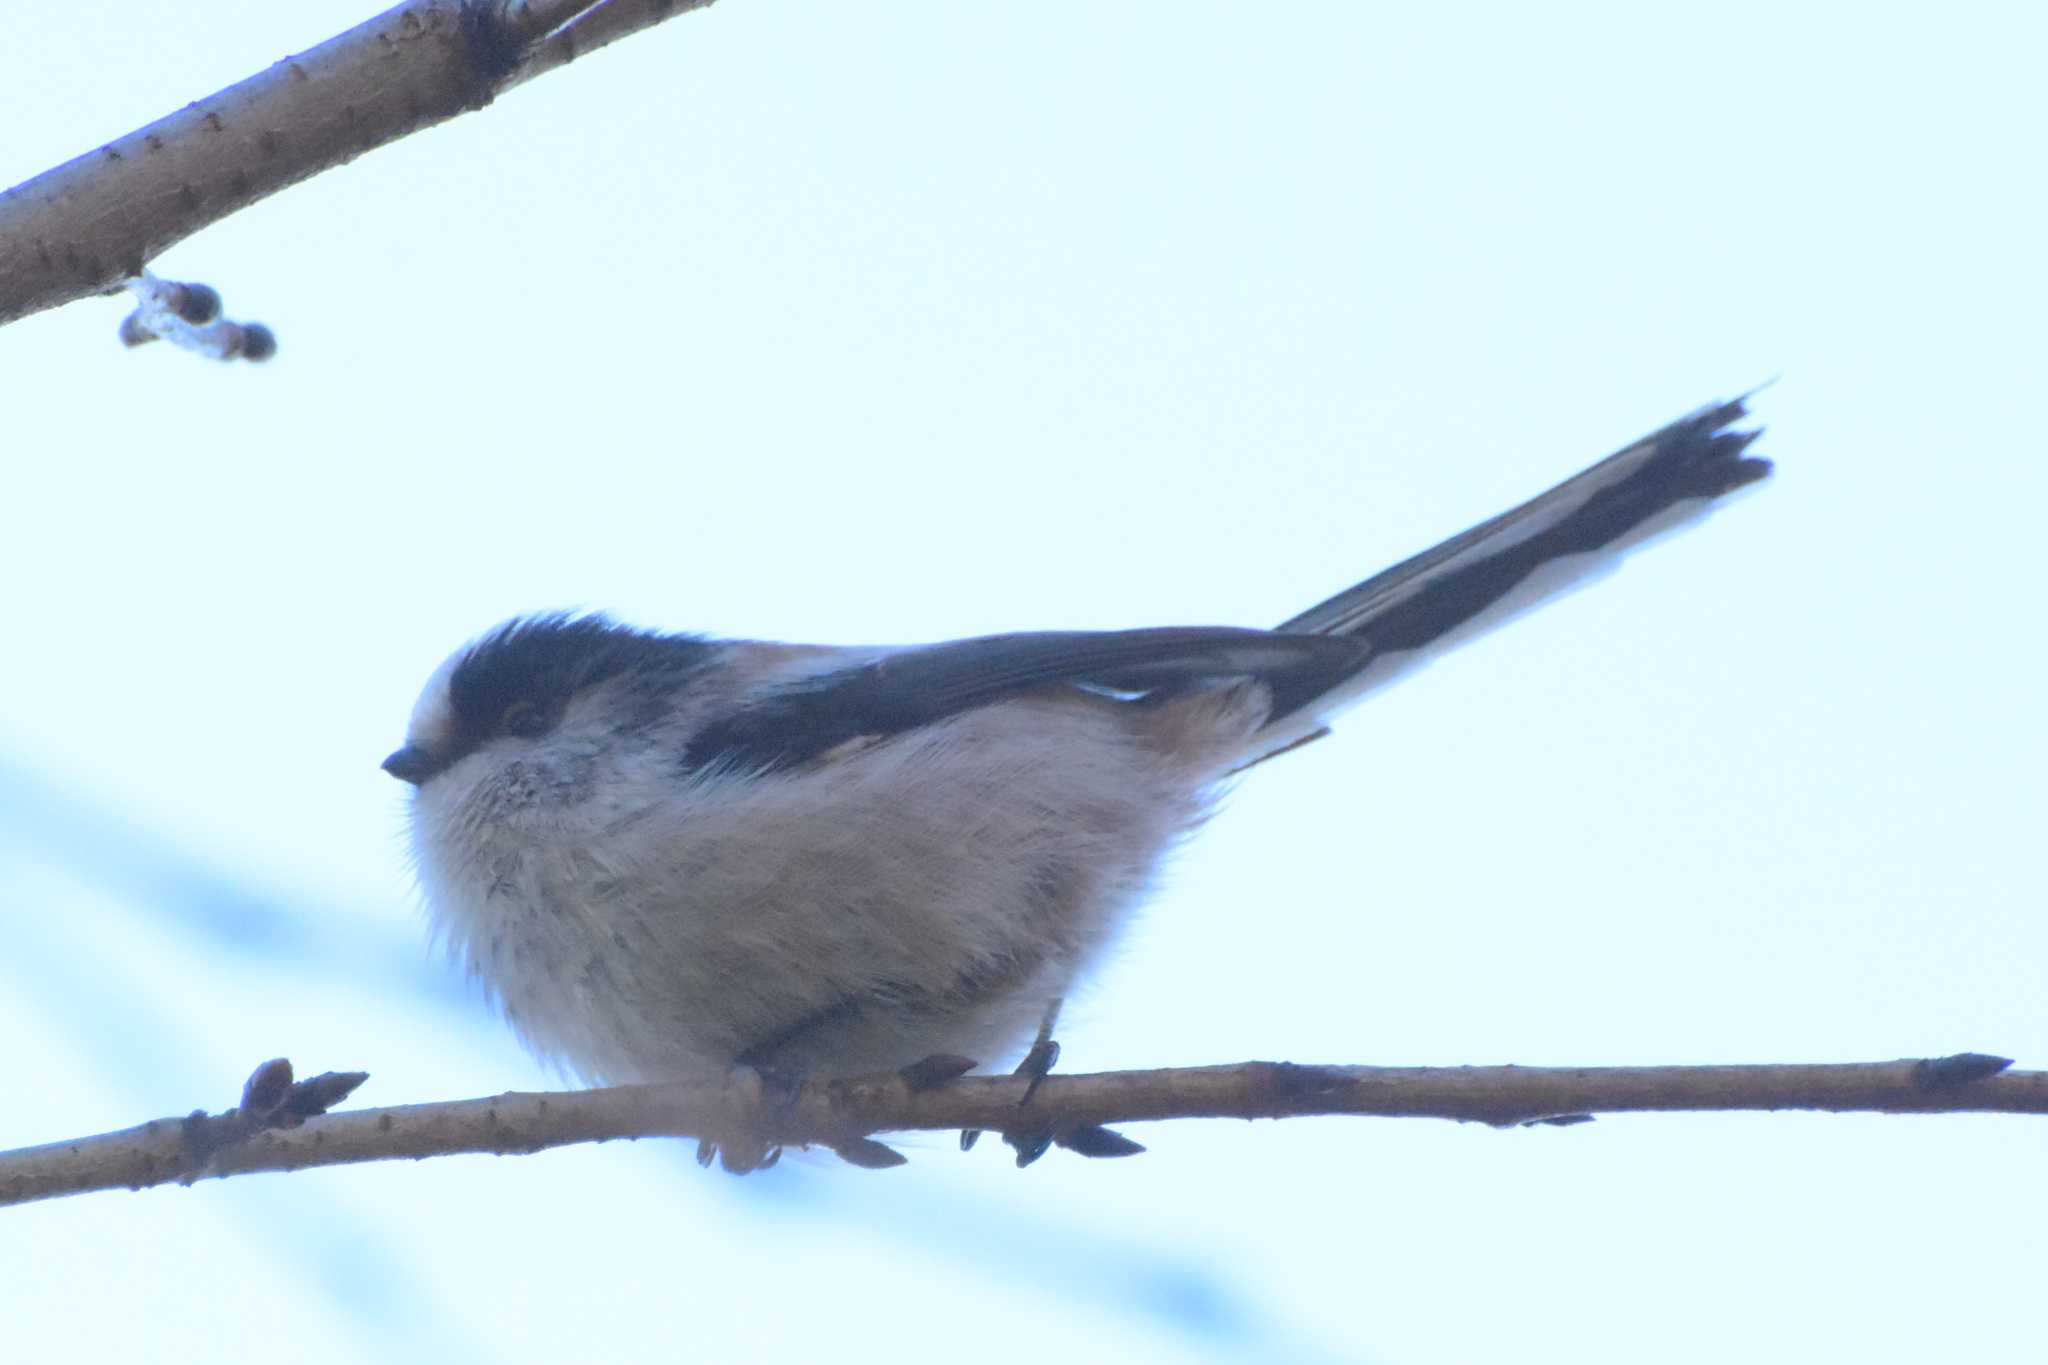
[386,398,1768,1084]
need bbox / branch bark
[4,1053,2037,1206]
[0,0,717,328]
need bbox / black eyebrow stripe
[437,614,715,763]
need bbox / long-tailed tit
[385,399,1768,1109]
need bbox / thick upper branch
[0,0,715,327]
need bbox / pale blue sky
[2,4,2043,1362]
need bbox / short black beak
[381,745,442,785]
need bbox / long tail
[1249,395,1770,758]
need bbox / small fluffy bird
[385,399,1767,1152]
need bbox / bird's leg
[987,1000,1063,1162]
[1001,1000,1144,1166]
[959,998,1063,1154]
[1014,1000,1064,1106]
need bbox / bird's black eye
[500,700,558,739]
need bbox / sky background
[2,3,2043,1362]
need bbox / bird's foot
[696,1062,805,1174]
[958,1036,1145,1167]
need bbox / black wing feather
[686,627,1365,774]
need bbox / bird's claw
[959,1034,1143,1165]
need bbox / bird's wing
[685,627,1365,773]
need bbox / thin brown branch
[3,1053,2038,1207]
[0,0,716,328]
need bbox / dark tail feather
[1249,396,1769,751]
